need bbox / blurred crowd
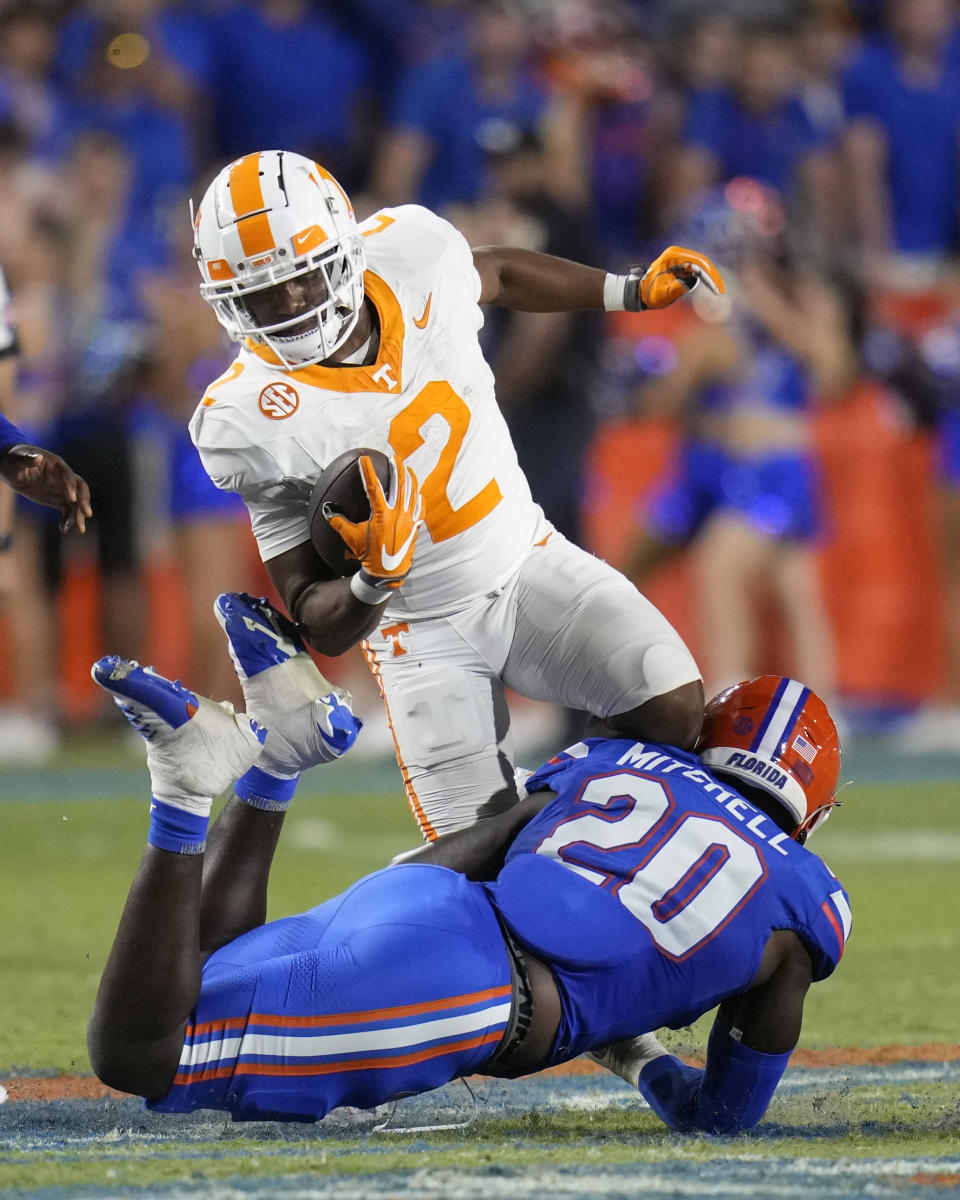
[2,0,960,761]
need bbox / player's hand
[636,246,725,310]
[0,445,93,533]
[326,455,423,599]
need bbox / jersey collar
[244,271,405,393]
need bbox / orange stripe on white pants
[361,638,438,841]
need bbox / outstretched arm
[0,271,89,531]
[394,790,555,880]
[0,444,93,532]
[637,931,813,1134]
[473,245,724,313]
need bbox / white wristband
[350,571,391,605]
[603,272,630,311]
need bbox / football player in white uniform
[189,150,725,837]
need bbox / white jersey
[190,205,547,618]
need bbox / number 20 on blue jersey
[533,770,768,960]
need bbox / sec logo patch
[259,382,300,420]
[733,716,754,736]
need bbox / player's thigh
[164,867,513,1120]
[505,535,700,718]
[363,616,517,837]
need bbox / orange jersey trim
[172,1030,503,1086]
[246,984,512,1030]
[245,271,405,395]
[201,361,245,406]
[187,1015,248,1037]
[821,899,845,959]
[186,984,510,1039]
[362,213,395,237]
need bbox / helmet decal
[745,678,811,759]
[698,676,841,840]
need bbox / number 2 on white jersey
[388,381,502,543]
[535,771,766,960]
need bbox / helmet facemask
[203,240,364,368]
[193,151,367,369]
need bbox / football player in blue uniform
[87,593,849,1135]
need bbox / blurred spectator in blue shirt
[207,0,372,190]
[52,2,203,229]
[0,4,73,164]
[842,0,960,278]
[369,2,549,211]
[352,0,471,106]
[448,121,605,544]
[55,0,216,94]
[534,1,667,261]
[627,10,741,252]
[795,7,855,144]
[666,21,838,242]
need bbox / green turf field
[1,737,959,1197]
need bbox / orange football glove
[326,455,423,604]
[632,246,725,311]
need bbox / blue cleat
[92,656,200,739]
[92,655,266,803]
[213,592,305,681]
[214,593,362,774]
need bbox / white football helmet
[192,150,366,368]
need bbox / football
[307,447,392,576]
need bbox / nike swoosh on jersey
[414,293,432,329]
[380,524,419,573]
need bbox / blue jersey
[645,438,821,545]
[0,412,24,455]
[485,739,851,1067]
[699,338,811,416]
